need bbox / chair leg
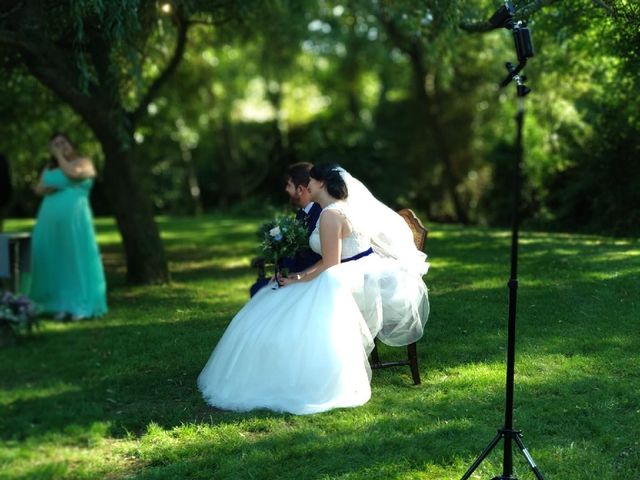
[407,342,421,385]
[371,338,380,365]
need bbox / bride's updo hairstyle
[309,163,348,200]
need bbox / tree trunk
[16,48,170,284]
[0,3,193,285]
[265,81,288,193]
[218,115,235,208]
[376,12,470,224]
[179,141,203,216]
[99,131,169,285]
[407,47,470,224]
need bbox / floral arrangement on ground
[0,291,39,345]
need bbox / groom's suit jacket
[280,202,323,273]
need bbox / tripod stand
[460,69,545,480]
[460,5,545,477]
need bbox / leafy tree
[461,0,640,233]
[0,0,251,283]
[2,0,637,241]
[531,1,640,233]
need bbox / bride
[198,164,430,415]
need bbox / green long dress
[29,168,107,318]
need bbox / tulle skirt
[197,254,429,415]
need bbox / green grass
[1,216,639,479]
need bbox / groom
[249,162,322,296]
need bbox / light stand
[460,3,545,479]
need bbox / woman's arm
[50,144,96,180]
[279,210,343,286]
[57,156,96,180]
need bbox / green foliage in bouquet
[258,215,309,266]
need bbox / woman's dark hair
[48,132,74,168]
[309,163,348,200]
[50,131,73,143]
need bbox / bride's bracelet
[295,272,306,281]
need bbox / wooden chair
[369,208,428,385]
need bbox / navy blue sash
[342,247,374,263]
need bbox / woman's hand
[277,272,303,287]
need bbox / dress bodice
[309,202,371,260]
[43,168,93,194]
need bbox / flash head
[488,1,515,30]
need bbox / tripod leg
[460,432,503,480]
[513,434,545,480]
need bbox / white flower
[269,226,282,237]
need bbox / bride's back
[309,202,371,260]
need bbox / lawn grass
[1,215,638,479]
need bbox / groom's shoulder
[309,202,322,217]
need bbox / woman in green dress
[29,133,107,320]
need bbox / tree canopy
[1,0,638,280]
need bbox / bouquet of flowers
[0,291,39,335]
[258,214,309,277]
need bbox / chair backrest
[397,208,428,251]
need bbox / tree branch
[6,31,110,133]
[0,28,38,54]
[459,0,560,33]
[591,0,615,16]
[0,29,88,107]
[0,0,24,19]
[24,50,103,127]
[1,19,112,133]
[373,9,414,55]
[591,1,640,25]
[514,0,562,19]
[130,11,190,124]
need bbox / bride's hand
[277,272,301,287]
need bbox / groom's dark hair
[287,162,314,188]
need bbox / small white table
[0,232,31,293]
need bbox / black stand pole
[460,66,545,480]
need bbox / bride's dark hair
[309,163,348,200]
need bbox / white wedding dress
[198,201,429,415]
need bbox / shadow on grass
[12,362,636,480]
[0,318,221,441]
[2,274,637,445]
[170,263,254,284]
[3,218,639,479]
